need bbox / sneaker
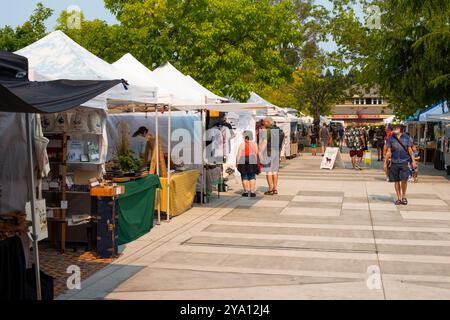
[250,193,256,198]
[242,192,249,197]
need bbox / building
[331,87,393,126]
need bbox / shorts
[261,153,280,174]
[389,162,411,182]
[241,172,256,181]
[350,149,364,158]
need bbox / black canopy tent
[0,51,125,299]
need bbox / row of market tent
[0,30,313,299]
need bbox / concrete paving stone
[406,199,449,206]
[400,211,450,221]
[203,224,374,238]
[155,251,378,274]
[112,267,359,292]
[376,244,450,256]
[288,202,342,209]
[280,207,341,217]
[342,202,369,210]
[253,200,291,208]
[184,236,377,253]
[292,195,343,203]
[106,281,385,300]
[382,280,450,300]
[297,190,345,197]
[369,203,399,211]
[380,260,450,277]
[374,230,450,241]
[394,193,442,200]
[343,197,368,203]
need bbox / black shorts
[389,162,411,182]
[350,149,363,158]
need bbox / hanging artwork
[54,113,69,132]
[70,110,89,132]
[88,112,103,134]
[41,114,55,132]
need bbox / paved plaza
[58,152,450,300]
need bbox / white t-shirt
[131,135,147,159]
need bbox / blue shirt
[386,134,413,164]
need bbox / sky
[0,0,363,53]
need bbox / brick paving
[37,243,113,297]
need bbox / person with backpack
[259,117,284,195]
[384,124,417,205]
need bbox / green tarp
[117,175,161,245]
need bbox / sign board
[320,147,345,170]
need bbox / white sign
[320,147,345,170]
[26,199,48,241]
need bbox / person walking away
[384,124,417,205]
[236,131,259,197]
[345,124,365,170]
[259,117,283,195]
[319,123,331,155]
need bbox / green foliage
[0,3,53,51]
[118,150,142,172]
[55,11,127,63]
[290,57,349,122]
[103,0,304,101]
[329,0,450,118]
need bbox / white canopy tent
[16,31,158,109]
[152,62,213,105]
[184,75,228,103]
[427,113,450,122]
[112,53,172,105]
[248,91,287,117]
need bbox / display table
[157,170,200,217]
[419,145,436,164]
[117,174,161,245]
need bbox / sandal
[395,200,403,205]
[264,190,274,196]
[273,190,278,195]
[401,198,408,205]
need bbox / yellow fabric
[364,150,372,167]
[156,170,200,217]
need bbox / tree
[0,3,53,51]
[329,0,450,118]
[104,0,303,101]
[291,58,348,127]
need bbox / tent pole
[26,114,42,300]
[167,105,171,221]
[155,105,161,225]
[202,109,206,204]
